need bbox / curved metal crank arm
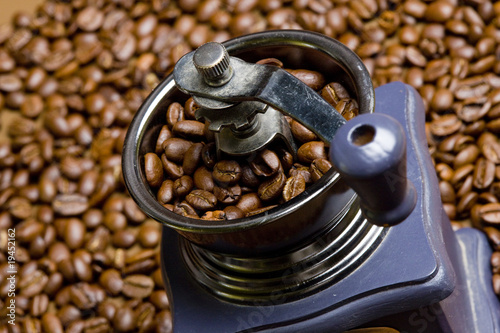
[174,53,346,144]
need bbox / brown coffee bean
[73,254,92,282]
[152,309,172,333]
[297,141,327,163]
[173,175,194,198]
[113,306,137,332]
[182,142,203,175]
[161,154,184,179]
[157,179,174,204]
[144,153,163,187]
[57,305,82,327]
[453,144,479,169]
[219,206,242,220]
[485,227,500,250]
[283,174,306,202]
[41,313,63,333]
[457,192,478,215]
[173,200,198,217]
[133,302,155,332]
[99,269,123,296]
[52,194,89,216]
[213,160,242,186]
[429,114,462,137]
[258,171,286,201]
[424,1,454,22]
[112,229,136,249]
[186,189,217,211]
[64,218,86,250]
[213,184,241,204]
[321,82,351,107]
[166,102,185,128]
[172,119,205,139]
[290,120,317,142]
[478,133,500,164]
[76,6,104,31]
[122,274,154,299]
[473,157,495,189]
[20,270,48,298]
[236,193,262,214]
[162,138,193,164]
[97,301,117,322]
[247,205,278,217]
[479,203,500,225]
[250,149,281,177]
[492,252,500,274]
[137,223,161,248]
[287,69,325,90]
[30,294,49,317]
[310,158,332,182]
[82,317,110,333]
[16,219,44,242]
[70,283,103,310]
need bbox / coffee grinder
[122,30,500,332]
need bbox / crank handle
[329,113,417,227]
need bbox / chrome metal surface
[193,42,233,87]
[181,198,386,303]
[175,51,347,144]
[215,106,296,157]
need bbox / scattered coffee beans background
[1,0,500,332]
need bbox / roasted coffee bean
[166,102,185,128]
[287,69,325,90]
[144,153,163,187]
[161,154,184,179]
[223,205,245,220]
[99,269,123,296]
[290,120,317,143]
[283,174,307,202]
[137,223,161,248]
[310,158,332,182]
[213,160,242,186]
[258,171,286,201]
[41,313,63,333]
[113,306,137,332]
[214,184,241,204]
[473,157,495,190]
[112,229,136,249]
[193,166,215,191]
[430,114,462,137]
[57,305,81,327]
[162,137,193,163]
[52,194,89,216]
[157,179,174,204]
[182,142,203,175]
[250,149,281,177]
[122,274,154,299]
[297,141,327,164]
[30,294,49,317]
[19,270,48,298]
[479,203,500,225]
[236,193,262,214]
[82,317,110,333]
[173,175,194,198]
[173,200,198,217]
[186,189,217,211]
[172,120,205,139]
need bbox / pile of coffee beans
[1,0,500,331]
[144,62,358,220]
